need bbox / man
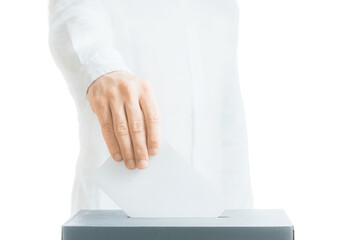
[48,0,254,216]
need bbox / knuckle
[135,147,147,157]
[101,123,113,134]
[148,114,161,124]
[119,81,136,96]
[131,120,145,132]
[90,94,103,103]
[91,98,107,112]
[106,88,118,99]
[114,122,129,136]
[148,137,160,148]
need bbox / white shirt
[48,0,254,216]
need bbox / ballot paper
[92,140,225,218]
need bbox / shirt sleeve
[48,0,132,103]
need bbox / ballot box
[62,209,294,240]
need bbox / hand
[87,70,161,170]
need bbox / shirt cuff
[79,47,133,103]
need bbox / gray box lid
[62,209,294,240]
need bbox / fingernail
[149,148,159,156]
[127,160,136,169]
[114,153,122,161]
[138,160,148,169]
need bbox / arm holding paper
[48,0,162,170]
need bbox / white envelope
[91,139,225,218]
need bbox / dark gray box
[62,209,294,240]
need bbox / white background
[0,1,359,239]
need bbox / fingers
[89,72,160,170]
[110,103,136,170]
[125,100,149,169]
[140,89,162,156]
[96,104,122,162]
